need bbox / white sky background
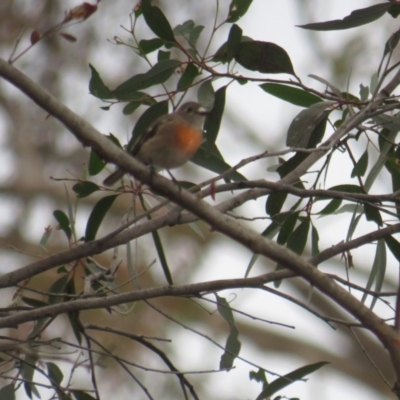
[2,0,400,399]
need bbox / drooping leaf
[85,195,118,242]
[361,239,386,309]
[226,24,243,62]
[297,3,391,31]
[277,212,300,245]
[138,194,173,284]
[21,354,40,399]
[88,64,113,99]
[235,41,295,75]
[216,295,241,370]
[385,235,400,263]
[88,148,106,175]
[141,0,175,42]
[48,274,69,304]
[73,181,100,198]
[177,63,199,91]
[260,83,322,107]
[266,191,287,218]
[46,362,64,385]
[286,102,333,148]
[53,210,71,239]
[311,224,320,256]
[286,217,310,255]
[204,86,227,151]
[351,149,369,178]
[122,101,141,115]
[220,329,241,370]
[364,204,383,226]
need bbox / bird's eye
[186,107,193,113]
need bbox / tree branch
[1,58,400,389]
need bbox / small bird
[103,101,208,186]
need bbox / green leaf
[319,198,342,215]
[235,41,295,75]
[361,239,386,309]
[138,194,173,284]
[216,294,241,370]
[212,35,252,64]
[286,217,310,255]
[277,212,300,245]
[47,362,63,385]
[22,297,48,308]
[88,64,113,99]
[73,181,100,198]
[177,63,199,91]
[85,195,118,242]
[158,50,170,61]
[138,38,164,54]
[204,86,227,152]
[227,0,253,23]
[113,60,181,100]
[226,24,243,62]
[256,362,329,399]
[71,391,97,400]
[53,210,71,239]
[384,28,400,59]
[68,310,83,345]
[389,3,400,18]
[385,235,400,263]
[173,20,204,48]
[0,384,15,400]
[191,144,246,182]
[216,294,236,328]
[21,354,40,399]
[364,204,383,227]
[48,274,69,304]
[359,84,369,101]
[297,3,390,31]
[141,0,175,42]
[327,184,363,193]
[286,102,333,148]
[260,83,321,107]
[220,329,241,370]
[351,149,368,178]
[311,224,320,256]
[197,80,215,110]
[266,192,287,218]
[88,148,106,175]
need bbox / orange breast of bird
[175,124,203,156]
